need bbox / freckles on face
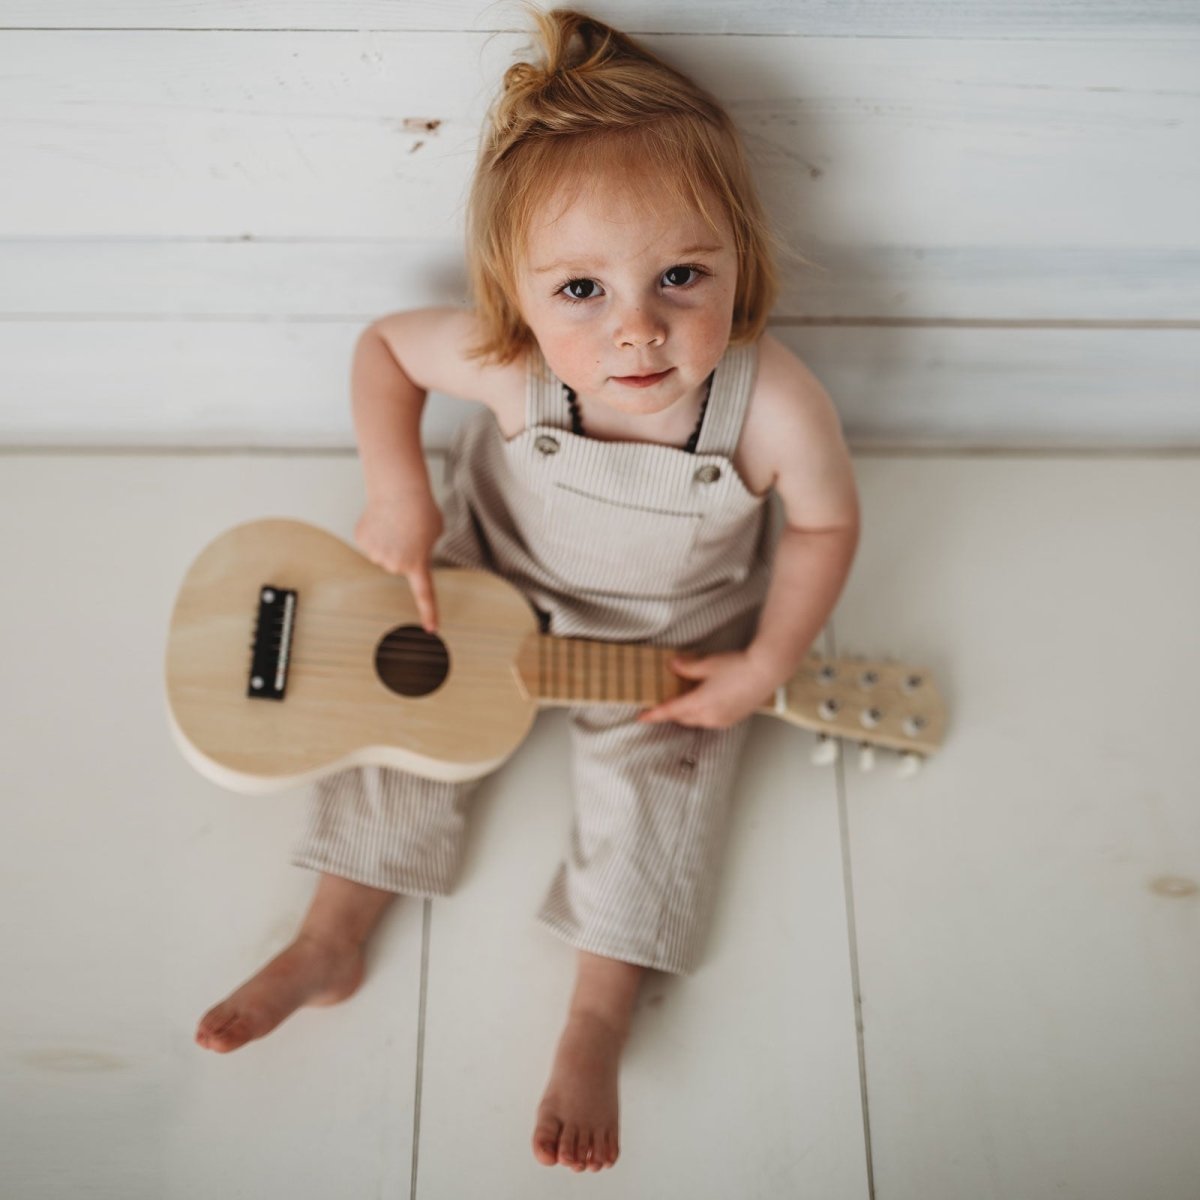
[513,177,738,403]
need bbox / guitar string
[279,643,682,702]
[268,642,877,703]
[248,626,912,719]
[254,615,854,674]
[250,630,681,703]
[256,631,680,671]
[257,633,886,695]
[244,647,916,734]
[257,636,885,703]
[264,654,671,704]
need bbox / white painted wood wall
[1,2,1197,451]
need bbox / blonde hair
[466,6,779,363]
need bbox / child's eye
[559,278,601,302]
[662,265,704,288]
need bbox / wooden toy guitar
[165,519,946,793]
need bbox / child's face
[514,172,739,419]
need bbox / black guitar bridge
[248,585,297,700]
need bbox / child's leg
[529,703,753,1168]
[533,950,644,1172]
[195,871,395,1053]
[196,764,481,1054]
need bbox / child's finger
[639,701,684,725]
[407,567,438,632]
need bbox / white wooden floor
[2,451,1197,1199]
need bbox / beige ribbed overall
[293,340,779,974]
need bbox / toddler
[195,6,860,1174]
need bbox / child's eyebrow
[531,244,725,274]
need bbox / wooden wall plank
[3,240,1197,321]
[2,0,1198,38]
[2,33,1196,246]
[2,25,1196,448]
[1,321,1194,450]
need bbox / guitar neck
[514,633,946,758]
[516,634,691,708]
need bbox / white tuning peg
[858,743,876,772]
[896,752,923,779]
[811,734,839,766]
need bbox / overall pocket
[539,481,703,596]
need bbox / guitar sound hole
[374,625,450,697]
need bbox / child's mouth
[611,368,672,388]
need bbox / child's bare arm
[350,307,522,629]
[741,334,860,685]
[639,334,859,728]
[354,306,521,500]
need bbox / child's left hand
[637,651,778,730]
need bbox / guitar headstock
[767,653,947,776]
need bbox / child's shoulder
[368,306,528,430]
[739,332,859,527]
[740,332,835,469]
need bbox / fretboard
[515,634,692,707]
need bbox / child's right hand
[354,490,444,632]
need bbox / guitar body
[165,519,539,792]
[167,518,946,793]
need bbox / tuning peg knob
[858,743,876,772]
[896,752,923,779]
[818,698,841,720]
[811,734,839,766]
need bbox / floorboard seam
[409,899,432,1200]
[829,619,877,1199]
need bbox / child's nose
[614,303,666,349]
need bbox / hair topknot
[487,7,722,154]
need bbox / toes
[196,999,272,1053]
[578,1131,598,1172]
[584,1133,605,1172]
[558,1124,581,1170]
[531,1113,562,1167]
[196,1006,243,1052]
[604,1129,620,1166]
[201,1018,248,1052]
[196,1001,231,1038]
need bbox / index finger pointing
[407,568,438,632]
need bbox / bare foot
[532,1011,623,1172]
[195,932,365,1053]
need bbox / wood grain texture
[166,518,539,786]
[2,20,1196,449]
[4,33,1195,243]
[3,321,1196,449]
[3,0,1199,37]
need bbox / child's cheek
[537,330,595,391]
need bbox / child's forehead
[521,168,727,253]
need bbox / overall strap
[693,341,759,458]
[525,343,570,430]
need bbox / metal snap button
[694,464,721,484]
[534,435,560,456]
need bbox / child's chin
[606,391,679,416]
